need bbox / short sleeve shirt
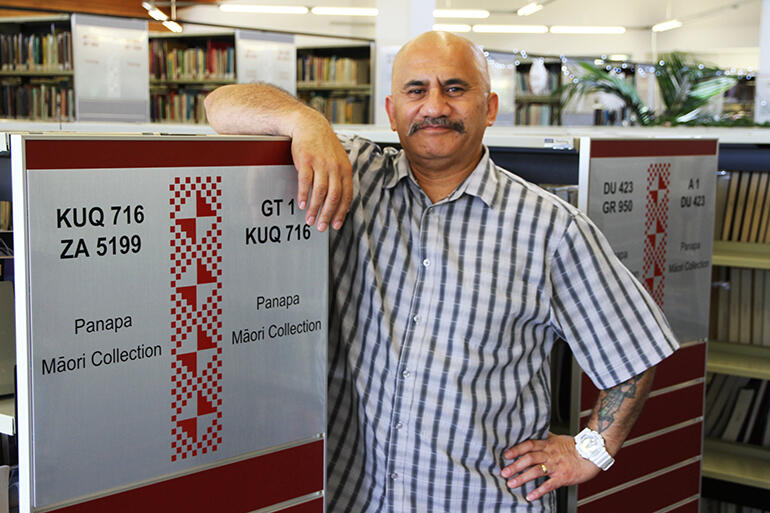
[325,134,679,512]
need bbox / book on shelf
[297,55,370,86]
[721,386,755,442]
[0,202,10,232]
[726,268,742,342]
[705,374,770,447]
[714,172,731,239]
[740,173,761,242]
[150,38,234,81]
[150,89,207,124]
[706,374,749,437]
[0,30,73,72]
[739,268,753,344]
[742,380,768,443]
[716,171,770,243]
[0,78,73,120]
[764,277,770,347]
[714,267,730,341]
[710,268,770,346]
[730,171,751,240]
[749,173,769,242]
[753,271,765,344]
[703,498,770,513]
[516,104,552,126]
[304,94,367,124]
[721,171,740,240]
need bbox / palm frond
[556,61,654,125]
[557,52,738,126]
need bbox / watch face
[579,437,598,451]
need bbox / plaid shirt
[326,135,678,512]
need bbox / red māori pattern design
[643,163,671,307]
[169,176,223,461]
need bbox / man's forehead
[398,75,473,88]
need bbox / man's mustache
[408,117,466,136]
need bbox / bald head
[392,31,491,94]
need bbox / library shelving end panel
[71,15,150,123]
[12,133,327,513]
[569,137,718,513]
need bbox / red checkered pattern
[169,176,223,461]
[642,163,671,307]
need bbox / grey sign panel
[584,140,717,342]
[13,136,326,510]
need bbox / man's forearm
[204,83,326,137]
[587,366,657,456]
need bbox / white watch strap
[592,450,614,471]
[575,428,615,471]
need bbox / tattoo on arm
[596,374,642,433]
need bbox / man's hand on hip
[500,432,601,502]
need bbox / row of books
[0,31,73,72]
[710,268,770,346]
[703,499,769,513]
[150,40,235,81]
[705,373,770,446]
[150,90,207,124]
[515,104,552,126]
[715,171,770,242]
[297,55,370,85]
[305,94,368,124]
[0,80,74,120]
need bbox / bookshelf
[0,15,74,121]
[705,163,770,509]
[713,241,770,269]
[514,57,562,126]
[149,31,236,124]
[702,439,770,490]
[722,76,755,120]
[708,340,770,380]
[296,45,373,124]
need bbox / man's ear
[486,92,499,127]
[385,95,397,131]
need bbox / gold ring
[540,464,549,475]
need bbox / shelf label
[16,137,326,510]
[236,30,296,95]
[586,140,718,342]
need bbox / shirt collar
[384,146,499,209]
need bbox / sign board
[71,15,150,122]
[236,30,296,95]
[486,51,516,126]
[12,135,326,512]
[580,138,718,342]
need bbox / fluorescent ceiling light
[310,7,378,16]
[142,2,169,21]
[219,4,309,14]
[433,23,472,32]
[162,20,183,32]
[608,54,629,61]
[550,25,626,34]
[433,9,489,19]
[517,2,543,16]
[473,24,548,33]
[651,19,682,32]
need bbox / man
[205,31,678,512]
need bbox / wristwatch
[574,428,615,471]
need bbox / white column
[374,0,435,125]
[756,0,770,123]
